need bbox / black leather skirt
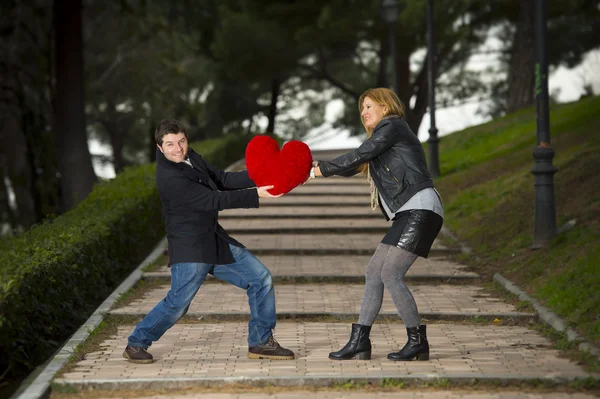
[381,210,444,258]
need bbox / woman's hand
[257,185,282,198]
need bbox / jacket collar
[156,147,199,171]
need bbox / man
[123,119,295,363]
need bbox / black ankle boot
[387,325,429,361]
[329,323,372,360]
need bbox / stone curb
[12,238,168,399]
[52,374,593,391]
[493,273,599,358]
[440,226,472,254]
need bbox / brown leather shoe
[123,345,154,363]
[248,336,295,360]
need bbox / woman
[309,88,443,361]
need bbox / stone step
[222,206,380,217]
[227,227,391,235]
[302,177,366,184]
[110,283,532,320]
[55,323,593,390]
[220,213,382,220]
[262,195,371,204]
[287,190,369,196]
[258,202,370,207]
[225,234,458,257]
[62,392,597,399]
[220,217,390,230]
[288,183,369,195]
[144,255,479,283]
[233,233,448,251]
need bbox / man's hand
[257,185,282,198]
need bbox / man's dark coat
[156,147,259,265]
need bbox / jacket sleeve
[204,160,256,190]
[319,119,399,177]
[166,175,259,211]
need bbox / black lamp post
[531,0,557,249]
[426,0,440,177]
[381,0,400,94]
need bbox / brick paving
[110,284,528,318]
[56,323,590,387]
[52,152,598,396]
[145,256,479,279]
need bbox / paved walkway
[144,256,478,281]
[110,284,531,319]
[51,151,598,398]
[69,393,597,399]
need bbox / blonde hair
[357,88,405,174]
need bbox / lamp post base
[531,144,558,249]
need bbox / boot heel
[354,351,371,360]
[416,352,429,361]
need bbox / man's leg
[212,244,294,360]
[124,262,212,363]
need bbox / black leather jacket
[319,115,434,216]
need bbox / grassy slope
[431,95,600,347]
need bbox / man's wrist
[310,167,316,179]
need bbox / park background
[0,1,599,398]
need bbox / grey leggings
[357,243,420,328]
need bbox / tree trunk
[108,127,126,174]
[265,78,280,135]
[507,0,535,113]
[0,115,37,229]
[395,54,411,107]
[53,0,96,211]
[148,120,157,162]
[0,168,15,235]
[376,35,389,88]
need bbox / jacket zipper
[385,164,400,184]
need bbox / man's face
[158,132,188,163]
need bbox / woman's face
[361,97,387,129]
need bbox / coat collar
[156,147,217,189]
[156,147,200,170]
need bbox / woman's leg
[357,243,392,326]
[380,245,429,361]
[329,243,390,360]
[380,245,420,327]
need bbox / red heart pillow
[246,135,312,195]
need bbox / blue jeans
[128,244,276,348]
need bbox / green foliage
[190,132,258,169]
[432,95,600,175]
[435,95,600,347]
[0,164,163,379]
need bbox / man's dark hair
[155,119,188,146]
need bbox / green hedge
[0,163,163,378]
[0,134,251,381]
